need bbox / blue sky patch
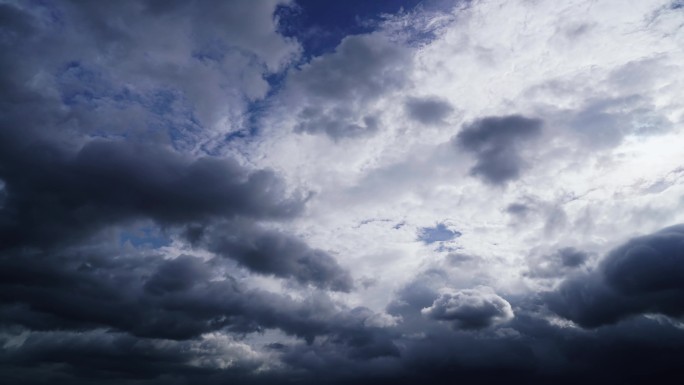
[418,223,462,244]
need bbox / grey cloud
[455,115,543,185]
[289,34,410,102]
[200,222,354,292]
[0,136,303,251]
[378,267,684,385]
[405,96,454,124]
[0,0,298,147]
[295,107,380,140]
[0,128,355,291]
[4,247,684,384]
[0,1,362,369]
[543,206,569,236]
[568,96,669,148]
[559,247,588,267]
[545,224,684,327]
[506,203,532,216]
[421,287,514,330]
[525,247,590,279]
[6,313,684,385]
[143,255,212,295]
[285,33,411,139]
[0,248,362,343]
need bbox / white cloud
[244,0,684,312]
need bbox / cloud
[404,96,454,125]
[525,247,590,278]
[201,222,354,291]
[0,247,372,344]
[454,115,543,185]
[295,107,380,139]
[3,0,684,384]
[0,0,299,148]
[0,136,303,250]
[288,33,410,102]
[283,33,412,139]
[422,287,514,329]
[545,224,684,327]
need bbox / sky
[1,0,684,384]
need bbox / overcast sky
[1,1,684,384]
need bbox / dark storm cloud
[455,115,543,185]
[375,269,684,385]
[7,315,684,385]
[0,125,354,289]
[199,222,354,292]
[404,96,454,124]
[544,224,684,327]
[0,136,303,250]
[0,249,370,344]
[4,236,684,384]
[421,288,514,329]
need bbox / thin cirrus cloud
[1,0,684,384]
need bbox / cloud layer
[2,0,684,384]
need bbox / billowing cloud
[545,224,684,327]
[0,137,303,249]
[284,33,412,139]
[422,287,514,329]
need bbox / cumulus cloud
[288,33,410,102]
[422,287,514,329]
[545,224,684,327]
[284,33,412,139]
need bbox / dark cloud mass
[201,222,354,291]
[545,224,684,328]
[405,96,454,124]
[2,1,684,384]
[0,137,302,249]
[455,115,543,185]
